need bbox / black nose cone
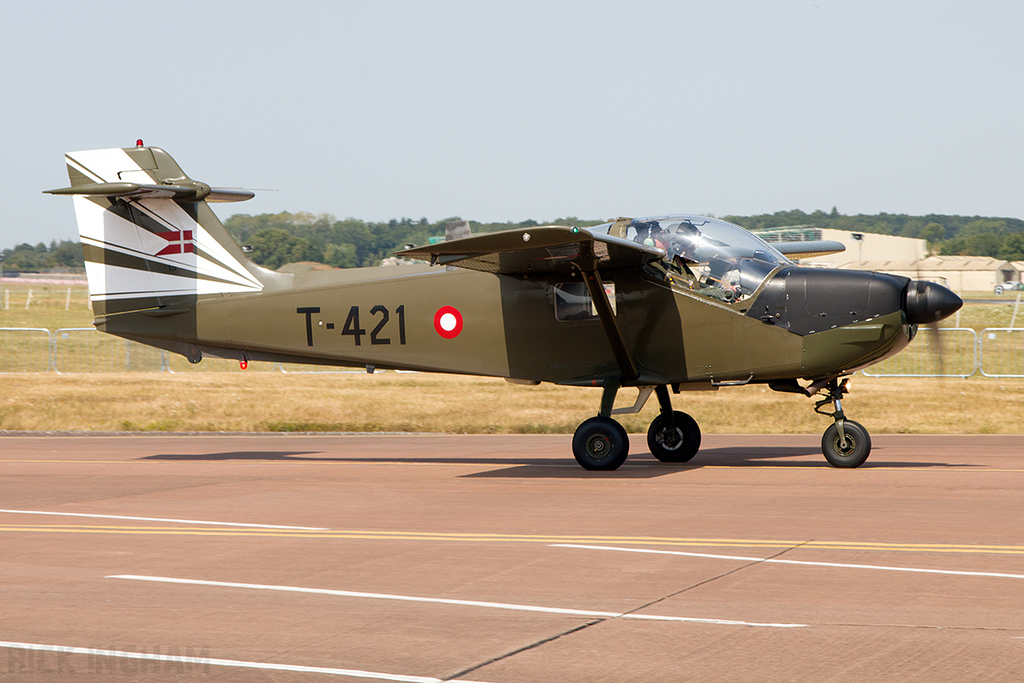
[903,281,963,324]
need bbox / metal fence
[860,328,979,378]
[2,326,1024,377]
[2,328,360,374]
[978,328,1024,378]
[0,328,52,373]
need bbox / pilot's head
[676,220,699,238]
[671,221,701,259]
[631,219,650,240]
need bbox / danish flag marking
[155,230,195,256]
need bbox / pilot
[669,220,701,262]
[650,225,669,251]
[634,224,650,245]
[631,219,661,248]
[667,221,737,302]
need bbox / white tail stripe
[84,264,261,301]
[76,197,259,291]
[66,148,145,184]
[73,196,262,300]
[65,155,107,184]
[127,199,262,289]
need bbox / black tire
[821,420,871,468]
[647,411,701,463]
[572,416,629,471]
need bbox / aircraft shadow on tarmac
[463,446,968,478]
[686,446,967,469]
[143,447,967,478]
[146,451,326,461]
[144,451,569,467]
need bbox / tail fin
[445,219,471,241]
[45,143,273,317]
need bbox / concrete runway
[1,433,1022,682]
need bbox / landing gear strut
[814,378,871,468]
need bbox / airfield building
[754,226,1022,293]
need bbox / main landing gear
[571,382,702,471]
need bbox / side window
[554,282,616,321]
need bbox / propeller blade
[904,279,960,376]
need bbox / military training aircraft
[46,143,963,471]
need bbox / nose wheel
[822,420,871,467]
[815,378,871,468]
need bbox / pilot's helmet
[676,220,699,238]
[672,220,701,258]
[630,218,650,241]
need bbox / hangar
[753,226,1022,293]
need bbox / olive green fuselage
[98,263,913,387]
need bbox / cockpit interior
[593,215,789,303]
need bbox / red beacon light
[135,139,144,147]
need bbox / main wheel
[647,411,701,463]
[821,420,871,468]
[572,416,629,471]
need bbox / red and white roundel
[433,305,463,339]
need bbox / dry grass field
[1,372,1022,435]
[1,280,1022,434]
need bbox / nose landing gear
[814,378,871,468]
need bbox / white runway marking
[108,574,807,628]
[553,544,1024,579]
[0,640,463,682]
[0,508,327,530]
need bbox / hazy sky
[4,0,1023,248]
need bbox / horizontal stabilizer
[45,182,253,203]
[206,188,256,203]
[397,226,665,275]
[774,240,846,259]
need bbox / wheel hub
[657,427,683,451]
[586,435,610,458]
[833,434,856,456]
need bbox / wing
[396,226,665,275]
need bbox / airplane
[46,142,963,471]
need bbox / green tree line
[1,240,83,272]
[726,208,1024,261]
[7,209,1024,273]
[222,212,603,269]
